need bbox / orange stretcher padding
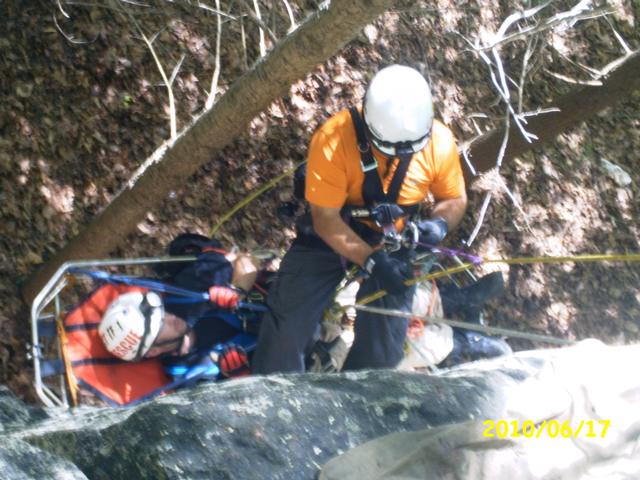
[64,283,170,406]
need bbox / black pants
[251,244,415,373]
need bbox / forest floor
[1,0,639,403]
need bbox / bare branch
[121,0,149,6]
[494,0,551,39]
[238,0,278,51]
[499,175,532,234]
[280,0,297,32]
[516,38,535,113]
[495,110,510,169]
[465,193,492,247]
[205,0,223,109]
[475,46,537,143]
[521,107,561,117]
[599,50,638,76]
[195,0,237,20]
[168,54,185,86]
[57,0,70,18]
[240,16,249,70]
[115,0,178,139]
[604,15,632,54]
[53,12,96,44]
[481,5,615,52]
[461,146,478,177]
[146,35,178,139]
[545,69,603,86]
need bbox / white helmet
[363,65,434,157]
[99,291,164,361]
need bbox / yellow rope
[358,252,640,306]
[209,160,307,236]
[485,252,640,266]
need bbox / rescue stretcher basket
[30,256,200,408]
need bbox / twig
[548,48,638,85]
[495,110,510,169]
[551,49,603,78]
[475,47,537,143]
[280,0,297,32]
[52,12,96,44]
[498,173,534,235]
[545,69,603,86]
[598,50,638,77]
[467,115,482,135]
[465,193,492,247]
[517,37,535,113]
[205,0,223,109]
[147,35,179,139]
[116,0,179,139]
[240,17,249,70]
[604,16,632,54]
[461,145,477,177]
[238,0,278,50]
[494,0,551,40]
[520,107,561,117]
[480,5,615,52]
[57,0,70,18]
[121,0,149,6]
[253,0,267,56]
[240,16,249,70]
[169,54,185,86]
[195,0,237,20]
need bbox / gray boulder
[0,341,638,479]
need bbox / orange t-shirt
[305,108,465,211]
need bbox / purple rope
[416,242,484,265]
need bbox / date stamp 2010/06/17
[483,419,611,439]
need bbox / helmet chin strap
[133,293,164,361]
[365,120,429,158]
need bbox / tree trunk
[22,0,394,304]
[464,51,640,182]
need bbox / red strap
[201,246,227,255]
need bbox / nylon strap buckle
[360,157,378,173]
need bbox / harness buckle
[401,221,419,250]
[382,229,402,252]
[370,203,404,227]
[360,158,378,172]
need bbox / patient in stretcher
[98,241,260,377]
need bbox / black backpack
[153,233,228,283]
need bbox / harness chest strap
[347,107,419,219]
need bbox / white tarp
[320,340,640,480]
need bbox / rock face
[1,341,639,479]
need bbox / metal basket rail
[30,256,196,408]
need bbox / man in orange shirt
[253,65,469,373]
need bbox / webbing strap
[386,153,413,202]
[349,107,386,205]
[69,268,209,300]
[348,107,414,206]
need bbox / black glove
[417,217,448,245]
[364,250,414,295]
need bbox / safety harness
[346,108,420,249]
[349,107,415,210]
[293,107,423,251]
